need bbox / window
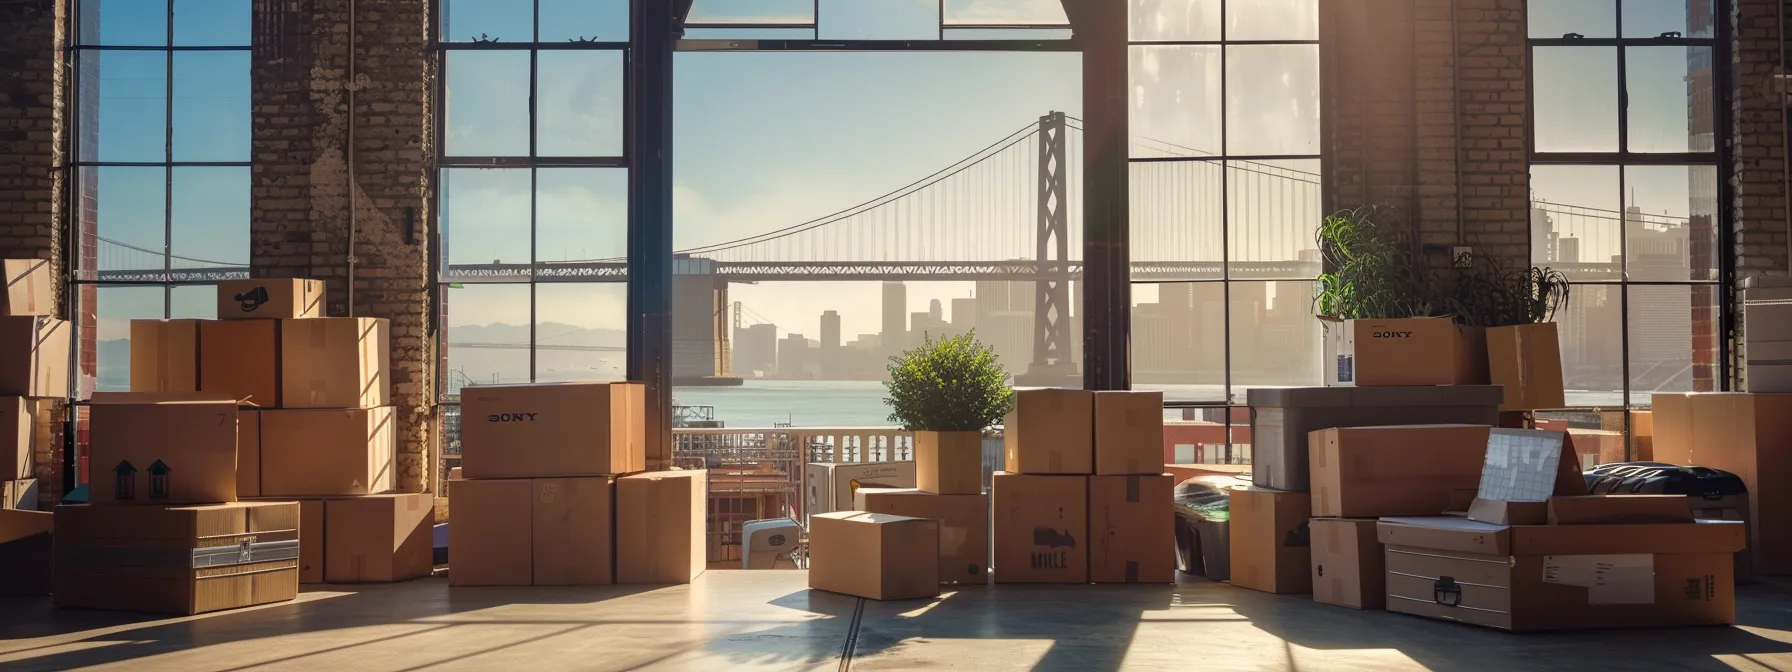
[1527,0,1726,408]
[70,0,252,393]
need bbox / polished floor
[4,571,1792,671]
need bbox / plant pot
[1486,323,1566,412]
[915,430,984,495]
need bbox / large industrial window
[1527,1,1727,409]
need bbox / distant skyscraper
[1557,237,1580,264]
[733,323,778,377]
[881,282,907,357]
[820,310,841,377]
[950,297,978,333]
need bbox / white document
[1542,554,1655,605]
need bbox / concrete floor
[4,572,1792,671]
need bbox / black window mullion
[164,0,175,307]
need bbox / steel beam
[629,0,676,470]
[1078,0,1130,391]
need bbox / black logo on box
[235,286,269,313]
[148,460,172,499]
[1283,520,1310,548]
[113,460,137,500]
[486,412,538,422]
[1370,331,1414,339]
[1031,527,1077,570]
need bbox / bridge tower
[1019,111,1078,386]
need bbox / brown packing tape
[1125,475,1140,503]
[22,262,38,313]
[1126,457,1138,474]
[1124,560,1138,583]
[1512,327,1531,402]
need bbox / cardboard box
[0,316,69,397]
[53,502,301,614]
[1378,517,1745,631]
[200,319,280,407]
[808,511,941,600]
[1003,389,1093,475]
[459,382,643,479]
[1308,425,1489,518]
[1651,393,1792,574]
[238,409,262,498]
[299,499,324,583]
[0,508,52,595]
[449,478,533,586]
[0,397,28,481]
[1229,487,1311,594]
[533,476,614,586]
[0,259,51,317]
[1311,518,1384,610]
[1464,428,1583,526]
[3,478,37,510]
[280,317,390,409]
[1248,385,1503,491]
[218,278,325,320]
[616,470,706,585]
[1548,495,1694,525]
[1322,317,1489,387]
[1088,474,1174,583]
[915,431,982,495]
[325,493,435,583]
[805,461,917,517]
[855,487,989,584]
[1568,428,1626,469]
[990,472,1086,583]
[130,319,200,393]
[88,394,239,505]
[1094,391,1165,476]
[1486,323,1566,412]
[1630,410,1654,461]
[260,407,395,496]
[1466,498,1547,525]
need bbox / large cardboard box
[88,394,239,505]
[1547,495,1693,525]
[1322,317,1488,387]
[805,461,916,517]
[1652,392,1792,574]
[1308,425,1489,517]
[1094,391,1165,475]
[616,470,707,585]
[200,319,280,407]
[1229,487,1311,594]
[1310,518,1384,610]
[915,431,982,495]
[808,511,940,600]
[533,476,614,586]
[260,407,395,496]
[280,317,390,409]
[1248,385,1503,491]
[1003,389,1093,475]
[0,316,69,397]
[1486,323,1566,412]
[237,409,262,498]
[0,508,52,595]
[1378,517,1745,631]
[855,487,989,584]
[1088,474,1173,583]
[130,319,200,393]
[459,382,644,479]
[449,478,533,586]
[218,278,325,320]
[3,478,37,510]
[991,472,1086,583]
[1,259,51,317]
[0,397,28,481]
[325,494,435,583]
[53,502,301,614]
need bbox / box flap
[1466,497,1548,525]
[1245,387,1353,408]
[1377,517,1512,555]
[1513,520,1746,554]
[90,392,241,405]
[1547,495,1694,525]
[1477,428,1582,502]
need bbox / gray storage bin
[1247,385,1504,491]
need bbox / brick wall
[253,0,436,492]
[1731,0,1789,390]
[0,0,65,312]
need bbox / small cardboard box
[1228,487,1311,594]
[1311,518,1384,610]
[533,476,614,586]
[3,478,37,510]
[1003,389,1093,475]
[200,319,280,407]
[855,488,989,584]
[53,501,301,614]
[130,319,200,393]
[260,407,395,496]
[88,393,239,505]
[0,316,69,398]
[449,478,534,586]
[1651,393,1792,574]
[1547,495,1694,525]
[1630,410,1655,461]
[1094,391,1165,475]
[237,409,262,498]
[459,382,644,479]
[0,508,52,595]
[1487,323,1566,412]
[0,397,29,481]
[1088,474,1174,583]
[991,472,1087,583]
[0,259,51,317]
[915,431,982,495]
[218,278,325,320]
[280,317,390,409]
[805,461,916,517]
[325,493,435,583]
[1322,317,1489,387]
[1308,425,1489,518]
[616,470,707,585]
[808,511,941,600]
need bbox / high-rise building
[881,282,907,357]
[950,297,978,334]
[1531,207,1558,263]
[779,333,814,378]
[732,323,778,377]
[1557,237,1580,264]
[820,310,841,377]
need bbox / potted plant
[1451,262,1571,411]
[884,332,1013,495]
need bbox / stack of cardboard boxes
[855,427,990,584]
[0,259,59,596]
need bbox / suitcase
[1584,461,1752,582]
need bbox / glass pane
[1624,0,1714,38]
[1227,159,1321,275]
[1226,0,1317,41]
[94,286,166,393]
[943,28,1072,40]
[441,0,532,42]
[1628,47,1715,153]
[172,51,251,163]
[174,0,250,46]
[684,27,817,39]
[534,284,627,382]
[1130,0,1221,42]
[1129,45,1222,159]
[818,0,940,40]
[1230,280,1322,397]
[688,0,816,24]
[1628,284,1718,396]
[1131,282,1226,401]
[84,167,168,276]
[536,169,628,274]
[441,168,532,277]
[444,50,531,157]
[1533,47,1619,153]
[537,51,625,158]
[1225,44,1320,156]
[1624,165,1718,281]
[82,0,168,46]
[81,51,167,163]
[171,284,217,319]
[1529,0,1615,39]
[944,0,1067,26]
[444,283,532,392]
[1130,161,1223,274]
[539,0,629,42]
[1530,164,1620,281]
[1558,284,1624,406]
[171,167,250,275]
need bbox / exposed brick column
[0,0,66,311]
[252,0,436,492]
[1449,0,1528,270]
[1729,0,1789,390]
[1320,0,1419,228]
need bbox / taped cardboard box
[1,259,52,316]
[1229,487,1311,594]
[1308,425,1489,518]
[808,511,940,601]
[991,472,1087,583]
[326,494,435,583]
[260,407,395,497]
[237,409,262,498]
[0,396,28,481]
[1089,474,1174,583]
[1465,429,1583,527]
[617,470,707,585]
[1547,495,1693,525]
[1311,518,1384,610]
[130,319,200,393]
[200,319,280,407]
[448,476,614,586]
[217,278,324,320]
[1004,389,1093,475]
[280,317,390,409]
[1247,385,1503,491]
[1094,391,1166,476]
[0,508,52,595]
[88,394,239,505]
[533,477,614,586]
[915,431,982,495]
[1322,317,1489,387]
[805,461,916,518]
[238,497,322,583]
[1651,392,1792,574]
[459,382,644,479]
[855,487,988,584]
[53,501,301,615]
[0,316,70,398]
[3,478,37,510]
[1486,323,1566,412]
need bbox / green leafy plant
[1313,206,1435,320]
[1447,259,1571,327]
[884,331,1014,432]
